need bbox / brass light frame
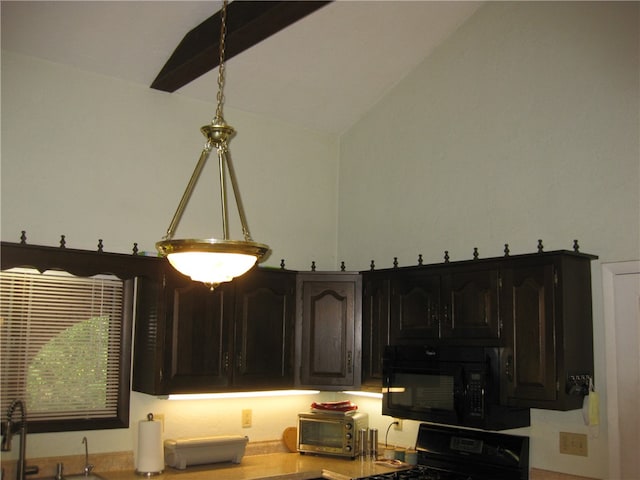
[156,0,269,289]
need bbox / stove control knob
[345,445,352,452]
[345,433,352,440]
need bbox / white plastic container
[163,435,248,470]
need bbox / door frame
[602,260,640,480]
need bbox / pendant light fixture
[156,0,269,289]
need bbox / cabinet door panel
[234,271,295,388]
[390,272,440,343]
[361,274,390,389]
[168,279,231,391]
[133,274,165,394]
[299,277,360,387]
[503,264,556,403]
[442,268,500,341]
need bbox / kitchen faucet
[82,436,94,476]
[1,399,38,480]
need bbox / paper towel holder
[136,413,164,477]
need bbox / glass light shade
[157,238,269,288]
[168,251,256,284]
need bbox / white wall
[338,2,639,478]
[1,52,340,270]
[18,391,338,461]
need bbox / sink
[64,475,106,480]
[42,475,106,480]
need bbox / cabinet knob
[237,354,243,371]
[223,352,230,372]
[505,354,514,382]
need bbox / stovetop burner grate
[359,465,471,480]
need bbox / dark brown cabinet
[232,269,296,389]
[500,253,596,410]
[296,273,362,389]
[133,262,296,395]
[164,275,233,392]
[360,250,596,411]
[389,269,441,343]
[361,272,390,390]
[442,265,501,342]
[385,264,500,345]
[360,264,500,392]
[133,247,595,411]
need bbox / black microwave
[382,345,530,430]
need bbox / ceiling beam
[151,1,331,93]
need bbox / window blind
[0,268,124,422]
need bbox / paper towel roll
[136,415,164,475]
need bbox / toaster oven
[297,411,368,458]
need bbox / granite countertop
[100,453,407,480]
[6,449,600,480]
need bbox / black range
[360,423,529,480]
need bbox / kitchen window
[0,241,152,433]
[1,268,128,432]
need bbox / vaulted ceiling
[1,1,482,134]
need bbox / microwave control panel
[467,372,485,417]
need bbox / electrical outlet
[153,413,165,433]
[559,432,588,456]
[393,418,403,431]
[242,409,252,428]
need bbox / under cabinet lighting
[342,391,383,399]
[166,390,320,400]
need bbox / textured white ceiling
[1,1,482,134]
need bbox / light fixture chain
[215,0,228,123]
[156,0,269,288]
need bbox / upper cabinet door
[164,271,233,392]
[297,273,362,389]
[233,269,296,388]
[361,272,391,390]
[500,254,595,410]
[501,263,556,403]
[441,266,501,343]
[389,270,441,344]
